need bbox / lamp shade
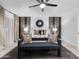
[24,27,28,32]
[53,28,57,32]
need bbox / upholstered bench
[18,38,61,57]
[19,42,60,49]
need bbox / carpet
[1,47,79,59]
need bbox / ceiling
[0,0,79,16]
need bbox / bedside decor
[53,28,58,32]
[48,31,59,43]
[21,31,32,43]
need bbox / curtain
[0,8,4,50]
[49,17,61,38]
[19,17,31,39]
[4,10,15,47]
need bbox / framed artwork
[36,19,44,27]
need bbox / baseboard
[62,40,77,49]
[0,45,4,51]
[62,41,79,57]
[0,43,17,58]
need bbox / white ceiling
[0,0,79,16]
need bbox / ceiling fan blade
[36,0,41,3]
[29,4,40,8]
[36,0,44,3]
[41,0,43,3]
[46,3,57,7]
[45,0,49,2]
[41,8,44,12]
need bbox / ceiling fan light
[40,4,46,8]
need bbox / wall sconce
[24,27,28,32]
[53,28,58,32]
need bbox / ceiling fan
[29,0,58,12]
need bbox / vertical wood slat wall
[0,6,19,49]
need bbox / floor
[0,43,17,58]
[62,41,79,57]
[1,46,79,59]
[0,41,79,59]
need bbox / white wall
[31,17,49,38]
[77,11,79,50]
[61,10,78,47]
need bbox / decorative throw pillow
[21,32,32,43]
[48,32,58,43]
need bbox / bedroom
[0,0,79,59]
